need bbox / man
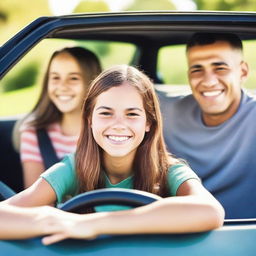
[159,33,256,219]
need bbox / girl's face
[91,83,150,160]
[48,52,87,114]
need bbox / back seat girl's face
[47,52,87,115]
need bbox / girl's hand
[41,210,99,245]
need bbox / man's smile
[201,90,224,98]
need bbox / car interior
[1,11,256,211]
[1,12,256,255]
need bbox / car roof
[1,11,256,81]
[49,11,256,45]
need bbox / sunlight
[48,0,135,15]
[48,0,197,15]
[48,0,81,15]
[104,0,135,11]
[171,0,197,11]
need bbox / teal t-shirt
[41,154,199,211]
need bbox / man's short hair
[186,32,243,52]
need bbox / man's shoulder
[243,90,256,104]
[156,89,196,107]
[237,90,256,115]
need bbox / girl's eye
[127,112,139,117]
[51,76,60,80]
[49,76,60,83]
[99,112,112,116]
[70,76,80,81]
[68,76,81,83]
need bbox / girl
[0,65,224,244]
[19,47,101,188]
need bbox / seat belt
[36,128,60,169]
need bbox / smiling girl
[19,47,101,188]
[1,65,224,244]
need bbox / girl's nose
[111,116,126,130]
[58,79,69,89]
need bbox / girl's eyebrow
[127,107,143,112]
[49,72,81,75]
[95,106,143,112]
[95,106,112,111]
[69,72,82,75]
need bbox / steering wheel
[59,188,162,213]
[0,181,16,201]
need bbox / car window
[81,40,136,68]
[242,40,256,93]
[0,39,136,117]
[157,44,190,96]
[158,44,188,86]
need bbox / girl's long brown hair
[76,65,177,197]
[28,47,102,129]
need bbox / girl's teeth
[57,95,72,101]
[203,91,222,97]
[108,136,129,142]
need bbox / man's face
[187,41,248,126]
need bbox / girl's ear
[145,122,151,132]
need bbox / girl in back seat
[19,47,101,188]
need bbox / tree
[128,0,176,11]
[0,11,7,22]
[74,0,109,13]
[0,0,51,45]
[194,0,256,11]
